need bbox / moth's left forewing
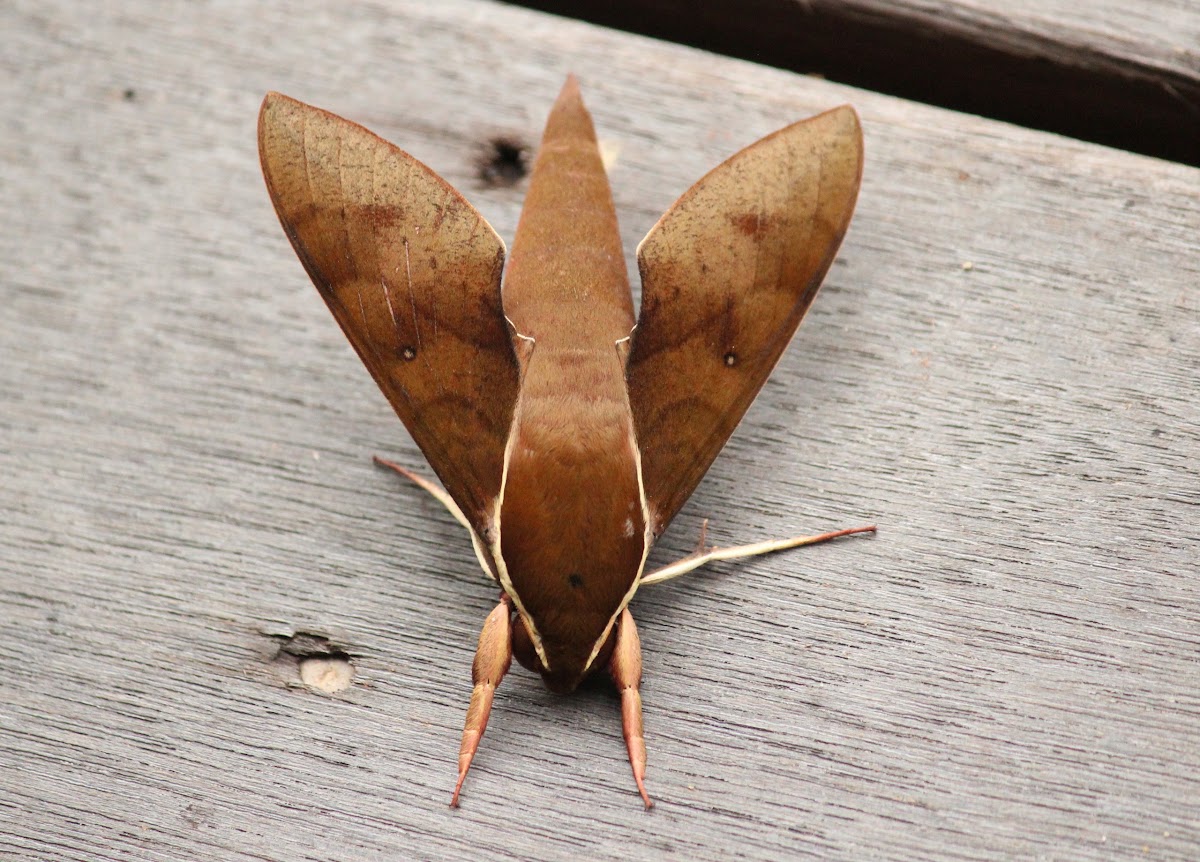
[258,94,521,543]
[626,106,864,536]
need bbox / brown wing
[258,93,520,536]
[626,105,863,536]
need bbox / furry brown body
[498,80,646,692]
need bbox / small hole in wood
[298,657,355,693]
[476,135,530,187]
[268,631,356,694]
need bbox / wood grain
[1,1,1197,860]
[513,0,1200,165]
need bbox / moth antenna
[608,608,653,809]
[640,525,876,586]
[451,596,513,808]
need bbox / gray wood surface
[520,0,1200,85]
[809,0,1200,81]
[2,1,1198,860]
[514,0,1200,164]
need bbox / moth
[258,75,870,808]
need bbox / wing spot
[567,573,584,589]
[730,212,771,237]
[724,351,738,367]
[401,346,417,361]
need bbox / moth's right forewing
[258,93,520,536]
[626,106,864,536]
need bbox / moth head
[509,605,618,694]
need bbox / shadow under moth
[258,75,871,808]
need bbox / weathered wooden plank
[1,1,1198,861]
[513,0,1200,165]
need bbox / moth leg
[374,456,499,585]
[640,524,876,586]
[609,608,653,809]
[373,455,471,531]
[451,595,513,807]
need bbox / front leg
[609,608,653,809]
